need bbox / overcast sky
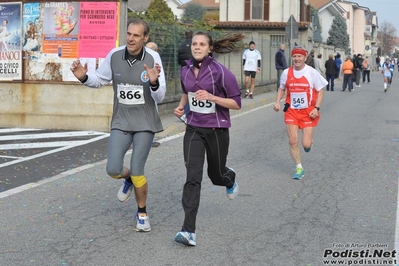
[355,0,399,31]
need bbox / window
[244,0,269,21]
[271,35,286,48]
[252,0,262,20]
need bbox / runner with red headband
[273,46,328,180]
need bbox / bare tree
[378,21,397,56]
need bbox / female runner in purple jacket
[174,31,244,246]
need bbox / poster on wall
[78,1,117,58]
[42,2,79,58]
[23,3,41,53]
[20,2,119,82]
[0,2,22,81]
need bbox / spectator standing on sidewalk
[325,54,336,91]
[334,53,342,80]
[314,53,324,76]
[70,18,166,232]
[353,54,363,88]
[341,55,354,92]
[273,46,327,180]
[305,49,315,68]
[242,41,262,99]
[177,29,193,123]
[362,56,371,84]
[173,31,243,246]
[275,43,288,92]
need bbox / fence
[147,23,290,97]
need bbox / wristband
[79,74,88,83]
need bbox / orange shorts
[284,107,319,129]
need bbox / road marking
[0,130,109,168]
[0,102,279,199]
[0,130,106,141]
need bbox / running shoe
[135,213,151,232]
[226,181,239,200]
[292,167,304,180]
[117,179,133,202]
[249,93,253,99]
[243,92,249,98]
[151,141,161,147]
[174,231,196,246]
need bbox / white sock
[384,83,387,89]
[296,163,302,169]
[246,90,249,93]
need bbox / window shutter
[263,0,269,21]
[244,0,250,20]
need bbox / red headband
[291,48,307,57]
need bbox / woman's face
[191,34,212,61]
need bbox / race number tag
[117,84,145,105]
[290,92,308,109]
[188,92,216,114]
[247,59,255,65]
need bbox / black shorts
[244,71,256,78]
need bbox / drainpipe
[226,0,229,21]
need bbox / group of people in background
[306,49,397,93]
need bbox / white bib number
[290,92,308,109]
[188,92,216,114]
[117,84,144,105]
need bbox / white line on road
[0,131,106,141]
[0,134,109,169]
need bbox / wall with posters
[0,1,123,131]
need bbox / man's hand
[144,63,161,84]
[273,103,280,112]
[70,60,88,80]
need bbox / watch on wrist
[315,106,320,111]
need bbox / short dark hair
[127,18,150,36]
[249,41,255,45]
[185,30,193,39]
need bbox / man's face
[249,43,255,50]
[126,23,149,56]
[292,54,306,70]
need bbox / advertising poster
[79,2,117,58]
[42,2,79,58]
[23,3,41,52]
[0,2,22,81]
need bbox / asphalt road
[0,71,398,266]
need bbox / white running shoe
[135,213,151,232]
[174,231,196,246]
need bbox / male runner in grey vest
[70,18,166,232]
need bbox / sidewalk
[155,89,278,140]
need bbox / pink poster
[79,2,117,58]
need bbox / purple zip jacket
[181,54,242,128]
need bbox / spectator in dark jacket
[334,53,342,80]
[275,43,287,91]
[325,54,336,91]
[305,49,315,68]
[178,30,193,67]
[353,54,363,87]
[177,29,193,123]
